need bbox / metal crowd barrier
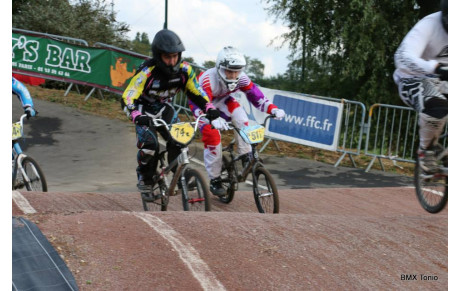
[364,104,418,172]
[363,103,448,172]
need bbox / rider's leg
[201,123,225,196]
[136,125,160,188]
[218,97,252,157]
[398,78,448,173]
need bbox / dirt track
[13,187,447,290]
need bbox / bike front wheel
[414,157,448,213]
[142,178,168,211]
[21,157,47,192]
[181,168,211,211]
[252,167,279,213]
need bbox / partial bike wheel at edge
[219,154,236,204]
[22,156,47,192]
[253,167,279,213]
[182,168,211,211]
[142,179,168,211]
[414,156,447,213]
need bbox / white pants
[202,96,251,179]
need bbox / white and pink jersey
[189,67,277,120]
[189,67,278,179]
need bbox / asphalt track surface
[12,96,447,290]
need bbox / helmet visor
[219,67,242,82]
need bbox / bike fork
[14,154,31,186]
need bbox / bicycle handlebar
[219,114,276,131]
[148,114,207,133]
[16,114,28,127]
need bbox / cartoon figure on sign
[110,57,136,87]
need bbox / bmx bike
[140,114,211,212]
[12,114,47,192]
[414,136,448,213]
[219,115,279,213]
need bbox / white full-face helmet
[215,46,246,91]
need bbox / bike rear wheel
[219,154,236,204]
[142,178,168,211]
[21,157,47,192]
[252,167,279,213]
[181,168,211,211]
[414,156,448,213]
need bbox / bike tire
[414,156,448,213]
[252,167,279,213]
[21,156,48,192]
[219,154,236,204]
[142,179,168,211]
[181,168,211,211]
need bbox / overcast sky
[112,0,291,77]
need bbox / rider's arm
[238,73,278,114]
[122,65,152,122]
[181,62,211,112]
[12,77,34,109]
[394,13,441,76]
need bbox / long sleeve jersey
[393,12,448,84]
[192,67,277,116]
[122,59,210,121]
[12,77,34,108]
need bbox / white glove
[211,117,229,130]
[271,108,285,120]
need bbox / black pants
[135,104,181,181]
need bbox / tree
[202,60,216,69]
[131,32,150,56]
[12,0,130,48]
[264,0,439,106]
[245,56,265,81]
[182,57,195,64]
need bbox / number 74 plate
[170,123,194,145]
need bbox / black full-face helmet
[151,29,185,76]
[441,0,447,32]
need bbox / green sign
[12,32,146,93]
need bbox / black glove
[206,108,220,121]
[435,64,448,81]
[24,107,37,119]
[134,115,151,126]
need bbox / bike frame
[223,115,273,187]
[12,114,34,187]
[142,114,206,203]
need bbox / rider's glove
[24,107,36,119]
[134,115,151,126]
[205,103,220,121]
[211,117,229,131]
[435,64,448,81]
[271,108,285,120]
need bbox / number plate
[170,123,194,145]
[12,123,23,140]
[241,125,265,144]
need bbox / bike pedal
[141,193,153,201]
